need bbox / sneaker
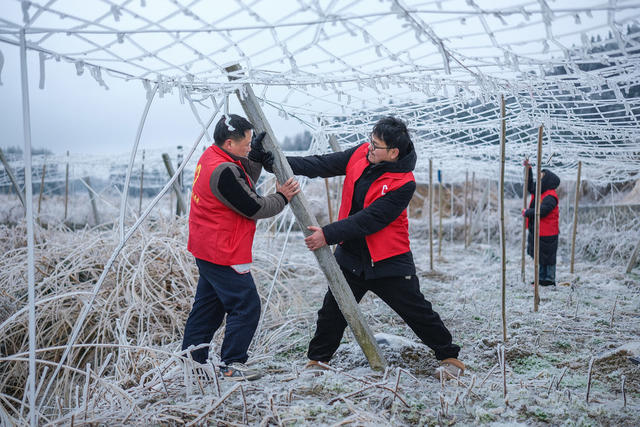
[434,358,465,380]
[304,360,330,371]
[219,363,262,381]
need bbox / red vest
[187,145,257,265]
[526,189,559,236]
[338,143,415,262]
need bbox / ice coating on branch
[38,52,45,89]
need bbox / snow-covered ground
[0,185,639,425]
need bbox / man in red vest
[182,114,299,380]
[522,161,561,286]
[253,116,464,379]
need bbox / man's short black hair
[372,116,412,158]
[213,114,253,146]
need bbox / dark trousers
[539,264,556,284]
[181,258,261,365]
[308,268,460,362]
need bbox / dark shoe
[540,280,556,287]
[435,358,465,380]
[219,363,262,381]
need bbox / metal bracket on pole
[225,64,387,370]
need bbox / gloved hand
[248,131,274,172]
[523,158,531,168]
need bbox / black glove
[248,131,274,172]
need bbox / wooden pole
[226,64,386,370]
[84,176,100,225]
[626,236,640,274]
[429,159,434,270]
[324,178,334,223]
[438,173,443,258]
[487,178,491,245]
[64,150,69,221]
[570,161,582,274]
[464,170,469,248]
[521,164,530,283]
[161,153,187,216]
[37,160,46,217]
[139,149,145,216]
[450,182,454,242]
[324,135,342,224]
[0,147,26,209]
[533,126,543,311]
[499,95,507,342]
[467,171,475,247]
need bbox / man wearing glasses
[252,116,464,379]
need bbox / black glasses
[369,136,389,150]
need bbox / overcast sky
[0,43,306,156]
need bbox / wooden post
[324,178,334,223]
[139,149,145,216]
[226,64,387,370]
[467,171,475,246]
[161,153,187,216]
[487,178,491,245]
[533,126,543,311]
[429,159,434,270]
[464,170,469,248]
[521,164,530,283]
[438,173,443,258]
[64,151,69,221]
[570,161,582,274]
[324,135,342,224]
[0,147,26,209]
[37,160,46,217]
[626,237,640,274]
[499,95,507,342]
[84,176,100,225]
[450,182,454,242]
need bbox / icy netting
[1,0,640,185]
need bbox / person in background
[182,114,299,380]
[252,116,465,379]
[522,160,561,286]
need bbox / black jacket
[288,143,417,279]
[523,167,560,265]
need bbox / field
[1,182,639,426]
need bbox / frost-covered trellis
[1,0,640,425]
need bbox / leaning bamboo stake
[521,163,530,283]
[84,176,100,225]
[499,94,507,342]
[429,159,434,270]
[161,153,187,216]
[37,160,46,217]
[533,126,543,312]
[464,171,469,248]
[64,150,69,221]
[570,161,582,274]
[0,147,26,209]
[226,64,386,370]
[19,28,37,427]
